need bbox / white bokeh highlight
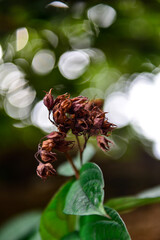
[58,50,90,80]
[104,72,160,160]
[47,1,69,8]
[16,27,29,51]
[32,49,55,75]
[31,100,57,133]
[88,4,116,28]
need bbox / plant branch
[65,152,79,179]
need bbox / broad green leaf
[61,231,80,240]
[80,206,131,240]
[64,162,106,216]
[40,181,76,240]
[57,144,95,176]
[106,185,160,213]
[28,231,42,240]
[0,211,41,240]
[106,196,160,213]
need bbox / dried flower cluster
[35,89,115,180]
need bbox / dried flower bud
[75,119,88,134]
[42,139,55,151]
[47,131,66,141]
[71,96,88,112]
[54,93,69,106]
[96,136,112,152]
[101,121,116,136]
[43,88,54,110]
[60,99,72,112]
[53,109,67,124]
[54,140,74,152]
[40,150,57,162]
[36,162,56,180]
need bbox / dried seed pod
[36,162,56,180]
[54,140,74,152]
[96,135,112,152]
[47,131,66,141]
[42,139,55,151]
[40,150,57,162]
[43,88,54,110]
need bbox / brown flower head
[43,88,54,110]
[36,162,56,180]
[35,89,116,179]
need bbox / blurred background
[0,0,160,239]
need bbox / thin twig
[83,134,89,151]
[48,111,58,126]
[65,152,79,179]
[76,135,83,166]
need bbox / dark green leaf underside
[80,206,131,240]
[40,181,76,240]
[61,231,80,240]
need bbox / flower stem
[65,152,79,179]
[76,135,83,166]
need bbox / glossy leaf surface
[64,162,106,216]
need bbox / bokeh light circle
[88,4,116,28]
[58,50,90,80]
[32,49,55,75]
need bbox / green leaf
[57,144,95,176]
[61,231,80,240]
[0,211,41,240]
[40,181,76,240]
[64,162,106,216]
[28,231,42,240]
[80,206,131,240]
[106,196,160,213]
